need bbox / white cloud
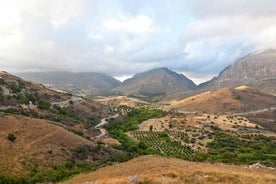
[180,13,276,74]
[103,15,156,35]
[89,34,103,40]
[0,0,276,82]
[103,46,114,54]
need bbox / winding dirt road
[95,114,119,138]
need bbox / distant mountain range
[16,49,276,97]
[17,71,121,96]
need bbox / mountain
[167,86,276,114]
[199,49,276,95]
[113,68,196,96]
[17,71,121,96]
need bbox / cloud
[103,46,114,54]
[103,15,156,35]
[0,0,275,83]
[179,4,276,75]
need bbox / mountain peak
[199,50,276,95]
[113,68,196,96]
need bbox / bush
[38,100,51,110]
[8,133,16,142]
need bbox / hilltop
[62,155,276,184]
[167,86,276,114]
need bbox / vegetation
[7,133,16,142]
[107,107,276,166]
[106,107,166,157]
[38,99,51,110]
[204,133,276,166]
[53,106,81,121]
[131,130,193,159]
[128,92,165,102]
[17,93,37,105]
[0,161,102,184]
[8,82,24,93]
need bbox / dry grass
[61,155,276,184]
[167,87,276,114]
[0,114,93,175]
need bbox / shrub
[8,133,16,142]
[38,100,51,110]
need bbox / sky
[0,0,276,84]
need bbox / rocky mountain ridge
[199,49,276,95]
[113,67,196,96]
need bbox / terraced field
[131,130,193,157]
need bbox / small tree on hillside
[8,133,16,142]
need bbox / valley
[0,50,276,183]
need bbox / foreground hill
[167,86,276,114]
[113,68,196,96]
[199,49,276,95]
[62,155,276,184]
[17,71,121,96]
[0,115,117,176]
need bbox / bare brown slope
[167,86,276,114]
[61,155,276,184]
[0,115,117,176]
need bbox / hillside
[113,68,196,96]
[0,71,111,138]
[199,49,276,95]
[17,71,121,96]
[167,86,276,114]
[96,96,149,107]
[244,108,276,133]
[0,71,123,181]
[62,155,276,184]
[0,115,117,176]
